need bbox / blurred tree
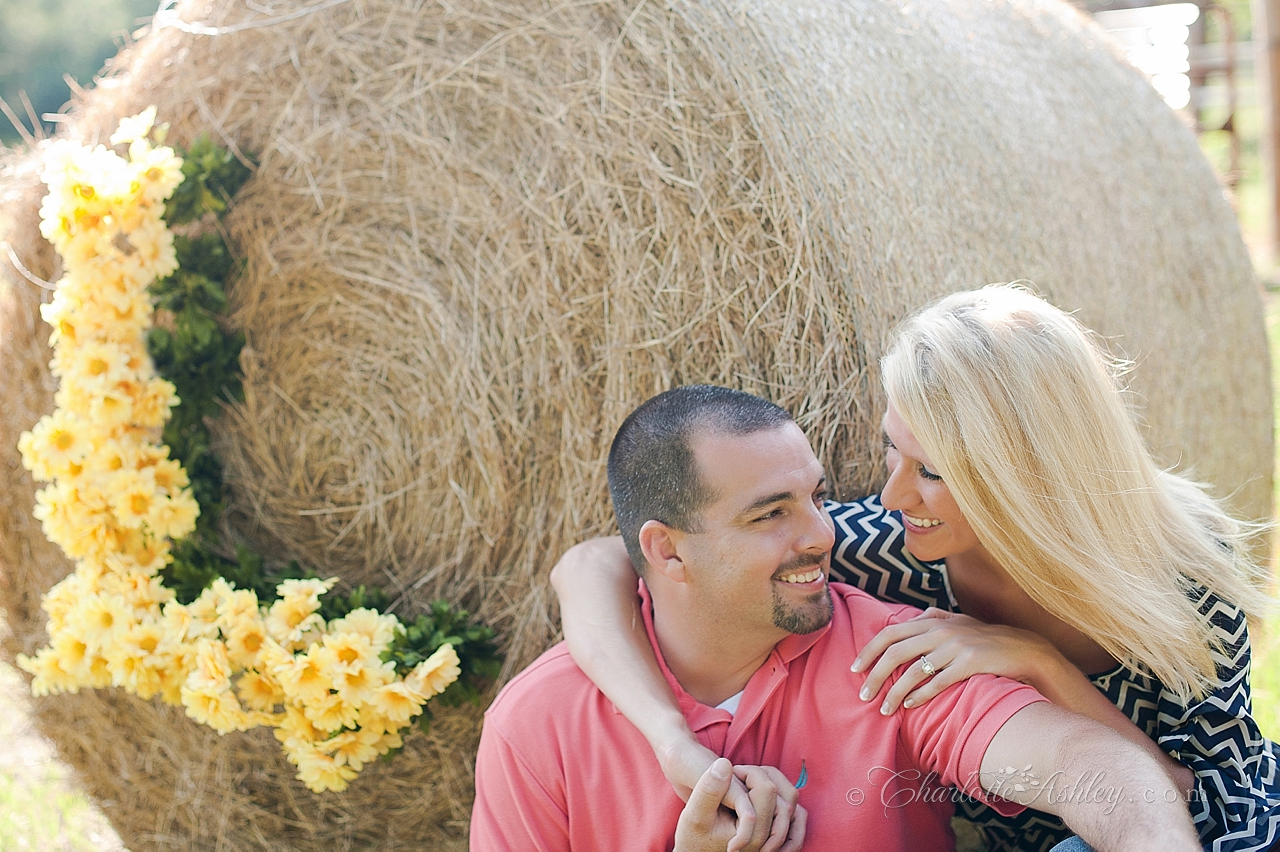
[0,0,157,145]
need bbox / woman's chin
[902,531,957,563]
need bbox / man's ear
[638,520,688,582]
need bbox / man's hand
[659,739,803,852]
[674,759,807,852]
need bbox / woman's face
[880,400,983,563]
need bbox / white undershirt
[716,690,744,716]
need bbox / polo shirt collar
[635,579,830,733]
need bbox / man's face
[676,423,835,641]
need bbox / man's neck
[650,600,783,707]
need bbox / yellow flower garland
[17,109,460,794]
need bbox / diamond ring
[919,655,937,677]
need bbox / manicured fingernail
[880,702,890,715]
[859,686,870,701]
[851,659,862,672]
[903,698,914,708]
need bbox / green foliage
[165,134,254,226]
[148,232,245,541]
[385,601,502,736]
[388,601,502,693]
[147,135,500,705]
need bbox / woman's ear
[638,520,688,582]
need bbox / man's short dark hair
[607,385,794,572]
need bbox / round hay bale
[0,0,1269,848]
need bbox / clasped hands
[664,739,806,852]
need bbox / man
[471,385,1201,851]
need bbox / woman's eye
[755,508,783,522]
[813,490,829,504]
[918,464,943,482]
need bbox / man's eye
[755,509,782,522]
[918,465,943,482]
[813,490,829,504]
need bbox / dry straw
[0,0,1270,848]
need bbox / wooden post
[1255,0,1280,267]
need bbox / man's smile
[777,567,824,584]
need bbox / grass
[0,634,125,852]
[0,775,109,852]
[1250,295,1280,739]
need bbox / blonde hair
[881,284,1270,701]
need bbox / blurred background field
[2,0,1280,849]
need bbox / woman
[550,285,1280,852]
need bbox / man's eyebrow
[736,475,828,518]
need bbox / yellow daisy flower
[328,608,398,651]
[237,669,285,713]
[274,649,332,705]
[38,290,84,347]
[181,685,252,734]
[314,631,379,675]
[87,384,134,430]
[224,612,269,670]
[109,106,157,147]
[105,621,167,699]
[301,691,359,733]
[85,438,138,478]
[16,647,83,696]
[130,143,184,206]
[73,592,133,656]
[48,633,94,684]
[265,595,325,649]
[211,580,260,628]
[132,379,180,430]
[274,704,326,752]
[293,744,357,793]
[107,467,159,530]
[153,491,199,541]
[99,571,174,613]
[405,643,461,698]
[20,410,92,481]
[316,727,382,771]
[186,638,232,694]
[275,577,339,600]
[367,680,426,727]
[332,657,394,707]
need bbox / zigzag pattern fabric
[827,496,1280,852]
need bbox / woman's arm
[549,537,802,852]
[852,609,1195,796]
[549,537,701,787]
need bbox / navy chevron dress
[827,495,1280,852]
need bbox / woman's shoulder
[826,494,954,611]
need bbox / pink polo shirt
[471,583,1045,851]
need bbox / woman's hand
[851,608,1055,714]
